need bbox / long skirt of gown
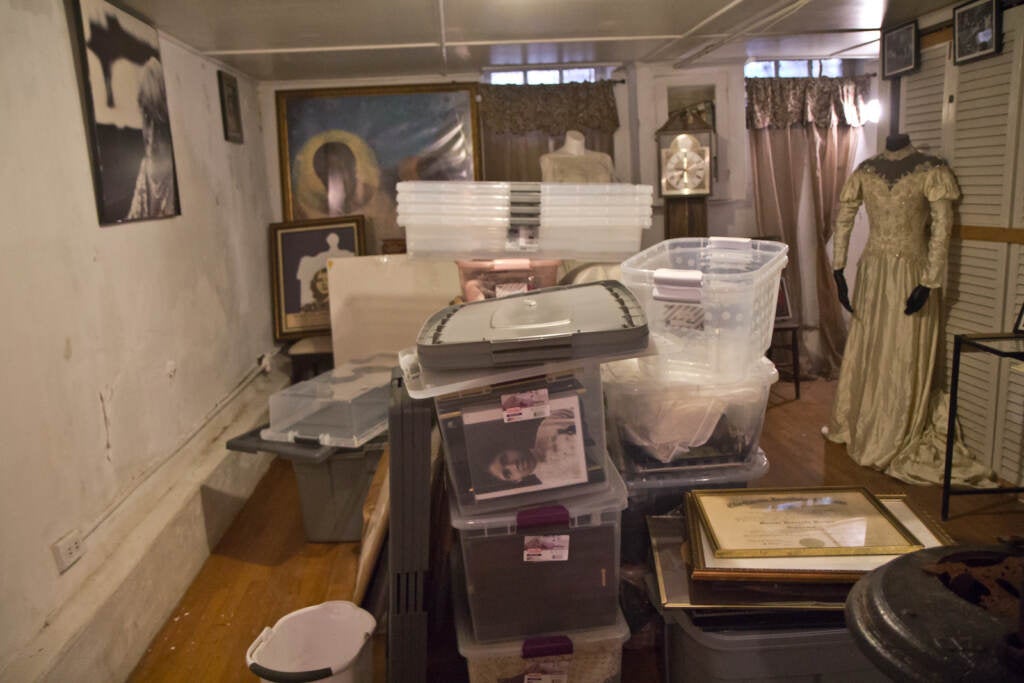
[826,249,994,486]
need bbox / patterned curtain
[746,76,871,378]
[477,81,620,181]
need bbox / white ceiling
[115,0,954,81]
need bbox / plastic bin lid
[449,461,628,532]
[455,606,630,660]
[414,281,648,371]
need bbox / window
[745,59,849,78]
[487,65,615,84]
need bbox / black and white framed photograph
[70,0,180,225]
[881,20,919,79]
[269,215,365,342]
[217,70,243,144]
[463,393,588,500]
[954,0,1002,65]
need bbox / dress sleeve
[921,165,961,288]
[831,170,862,271]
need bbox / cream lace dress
[826,146,993,486]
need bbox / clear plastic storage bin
[455,258,562,302]
[455,590,630,683]
[432,364,613,517]
[260,356,394,448]
[620,237,788,380]
[451,466,628,642]
[397,180,652,260]
[666,610,887,682]
[603,356,778,474]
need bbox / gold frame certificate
[691,487,924,558]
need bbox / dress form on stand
[540,130,614,183]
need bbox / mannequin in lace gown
[826,134,993,486]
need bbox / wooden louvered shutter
[901,8,1024,470]
[900,43,950,156]
[993,245,1024,482]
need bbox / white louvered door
[993,245,1024,484]
[901,6,1024,470]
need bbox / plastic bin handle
[516,505,570,529]
[652,268,702,303]
[245,626,334,683]
[489,335,574,365]
[522,634,574,659]
[708,236,751,250]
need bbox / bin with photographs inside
[435,364,613,517]
[451,465,628,642]
[455,258,562,302]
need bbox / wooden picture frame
[685,492,951,585]
[881,20,919,79]
[69,0,180,225]
[275,83,480,254]
[217,70,243,144]
[954,0,1002,66]
[269,216,365,342]
[690,487,923,559]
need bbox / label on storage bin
[523,534,569,562]
[506,225,540,252]
[501,388,550,423]
[524,673,568,683]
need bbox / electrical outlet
[51,530,85,573]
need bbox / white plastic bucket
[246,601,375,683]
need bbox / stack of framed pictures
[650,487,953,627]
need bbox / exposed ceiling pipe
[829,36,880,57]
[672,0,815,69]
[438,0,449,75]
[640,0,749,62]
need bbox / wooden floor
[130,378,1024,682]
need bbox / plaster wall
[0,0,277,677]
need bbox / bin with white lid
[245,601,375,683]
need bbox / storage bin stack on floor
[609,237,788,564]
[397,181,653,683]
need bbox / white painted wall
[0,0,276,676]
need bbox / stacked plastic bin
[398,283,651,683]
[610,237,789,563]
[398,180,652,304]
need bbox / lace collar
[880,145,917,161]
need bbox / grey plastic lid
[416,280,648,370]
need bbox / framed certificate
[690,487,923,559]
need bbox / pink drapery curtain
[477,82,619,181]
[747,76,871,377]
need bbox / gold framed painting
[684,492,950,584]
[275,83,480,254]
[690,487,923,559]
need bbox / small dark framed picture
[1014,300,1024,334]
[954,0,1002,66]
[269,215,365,342]
[217,70,243,143]
[882,20,919,79]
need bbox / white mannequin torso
[540,130,614,183]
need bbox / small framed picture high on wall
[954,0,1002,65]
[881,20,919,79]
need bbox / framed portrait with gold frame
[689,487,923,559]
[684,492,949,584]
[275,83,480,255]
[269,215,365,342]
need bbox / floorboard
[129,377,1024,682]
